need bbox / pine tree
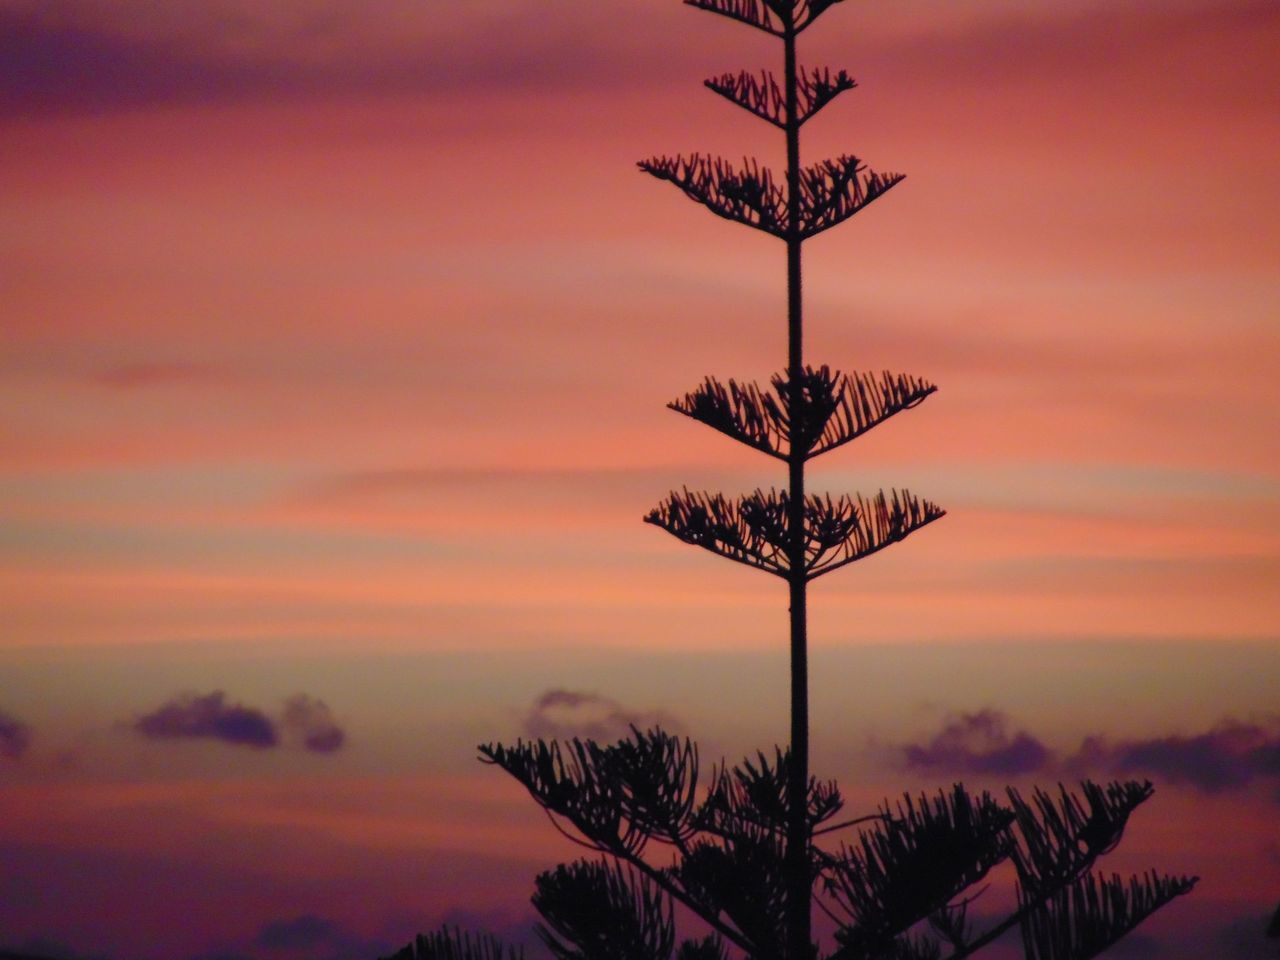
[383,2,1195,958]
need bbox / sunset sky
[2,1,1279,958]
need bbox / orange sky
[1,1,1278,958]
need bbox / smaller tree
[385,729,1195,960]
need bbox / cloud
[1077,720,1280,794]
[249,912,391,960]
[901,709,1280,799]
[6,0,1273,123]
[1210,909,1277,958]
[0,2,672,120]
[253,913,338,950]
[134,691,278,749]
[281,694,346,754]
[522,689,677,743]
[132,691,349,754]
[902,709,1052,776]
[0,707,31,761]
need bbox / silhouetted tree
[383,2,1195,958]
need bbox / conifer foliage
[383,2,1194,958]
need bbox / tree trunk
[782,19,811,960]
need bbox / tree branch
[639,154,788,237]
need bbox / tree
[383,2,1195,958]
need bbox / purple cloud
[0,707,32,761]
[902,709,1280,800]
[902,709,1052,776]
[523,689,676,742]
[134,691,277,749]
[282,694,346,754]
[1081,720,1280,794]
[0,4,658,121]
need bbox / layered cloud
[901,709,1280,798]
[133,691,346,753]
[0,0,675,119]
[0,707,31,761]
[6,0,1274,122]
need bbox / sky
[1,0,1278,957]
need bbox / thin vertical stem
[782,16,811,960]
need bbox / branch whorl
[644,488,944,579]
[706,67,856,128]
[639,154,902,239]
[684,0,846,35]
[668,366,936,460]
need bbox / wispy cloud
[282,694,345,754]
[522,689,676,742]
[0,1,672,119]
[6,1,1273,117]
